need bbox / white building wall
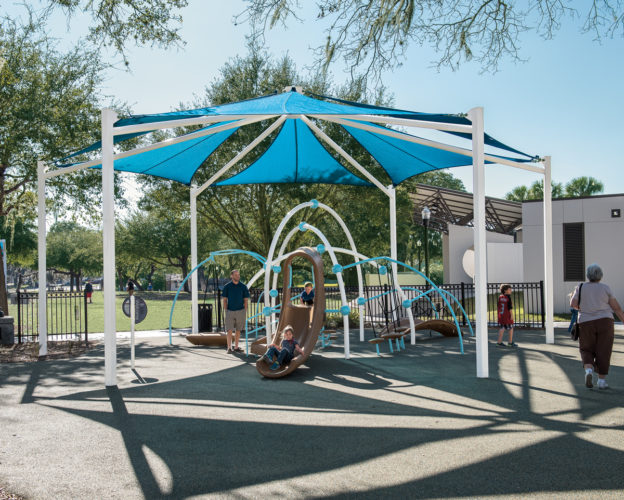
[523,195,624,313]
[444,224,516,283]
[487,242,524,283]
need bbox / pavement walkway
[1,327,623,499]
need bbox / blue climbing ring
[340,305,351,315]
[298,222,307,232]
[402,299,412,309]
[357,297,366,306]
[316,244,326,254]
[269,289,278,298]
[379,265,387,275]
[310,199,319,209]
[272,265,281,273]
[332,264,343,274]
[263,307,272,317]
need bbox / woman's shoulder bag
[572,283,583,341]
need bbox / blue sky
[9,0,624,199]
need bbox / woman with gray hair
[570,263,624,389]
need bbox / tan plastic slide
[377,317,459,338]
[253,246,325,378]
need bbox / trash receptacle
[198,303,213,332]
[0,316,15,345]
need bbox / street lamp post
[421,206,431,279]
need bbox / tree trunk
[180,259,189,293]
[146,264,156,287]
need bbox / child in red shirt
[497,284,517,347]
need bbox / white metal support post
[389,185,399,322]
[469,107,489,378]
[37,161,47,356]
[543,156,554,343]
[130,294,136,369]
[190,186,198,334]
[102,108,118,387]
[388,185,416,343]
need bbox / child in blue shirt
[260,325,304,370]
[300,282,314,306]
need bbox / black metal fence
[380,281,545,329]
[206,281,545,332]
[16,291,88,343]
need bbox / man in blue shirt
[222,269,250,353]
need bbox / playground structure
[36,88,554,386]
[252,246,325,378]
[170,201,473,377]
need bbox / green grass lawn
[6,291,218,333]
[87,291,222,333]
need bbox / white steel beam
[195,115,288,197]
[310,114,472,134]
[389,185,416,343]
[299,115,389,195]
[114,114,273,135]
[37,161,47,356]
[190,186,199,334]
[102,108,118,387]
[45,116,270,181]
[543,156,554,343]
[469,107,489,378]
[318,115,544,174]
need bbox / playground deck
[1,328,623,499]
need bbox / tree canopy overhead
[237,1,624,83]
[0,14,117,219]
[15,0,188,65]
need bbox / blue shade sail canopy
[115,89,535,160]
[115,90,468,126]
[89,122,240,185]
[216,119,372,186]
[340,120,535,185]
[56,89,539,186]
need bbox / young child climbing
[300,281,314,305]
[260,325,305,370]
[497,284,517,347]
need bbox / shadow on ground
[2,329,623,498]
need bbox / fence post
[84,290,88,344]
[540,280,545,329]
[17,291,22,344]
[383,284,389,329]
[460,282,466,326]
[217,286,222,331]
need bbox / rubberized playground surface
[1,328,623,499]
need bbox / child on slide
[260,325,304,370]
[300,282,315,305]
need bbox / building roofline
[523,192,624,203]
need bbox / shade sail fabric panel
[307,91,472,126]
[311,92,536,160]
[114,90,461,127]
[342,120,538,185]
[56,130,153,165]
[90,123,239,184]
[216,119,372,186]
[342,121,476,185]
